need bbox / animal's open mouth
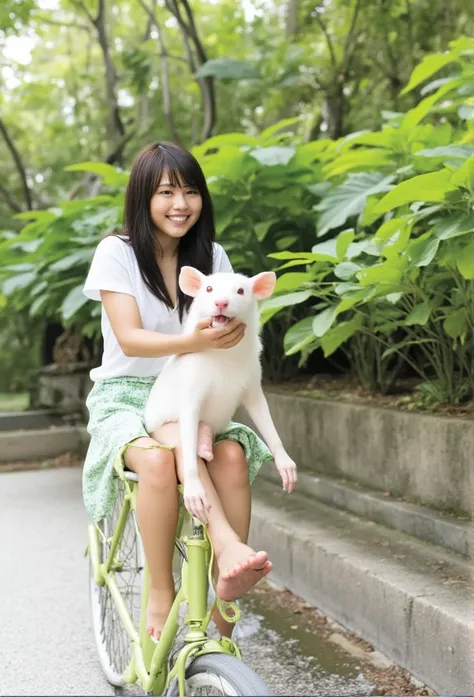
[212,314,231,326]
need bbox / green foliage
[262,40,474,404]
[0,182,124,351]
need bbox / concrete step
[249,477,473,696]
[259,461,473,559]
[0,410,82,432]
[0,425,88,463]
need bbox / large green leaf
[408,235,440,267]
[61,284,89,321]
[416,145,474,160]
[2,271,37,296]
[65,162,129,187]
[259,290,311,312]
[312,305,337,338]
[321,317,363,357]
[259,118,300,142]
[199,133,258,149]
[401,80,462,128]
[374,170,456,215]
[275,272,312,293]
[405,302,431,326]
[249,147,295,166]
[401,51,460,94]
[455,243,474,279]
[194,59,258,81]
[443,308,468,339]
[48,249,94,272]
[432,214,474,240]
[336,229,355,260]
[357,261,404,286]
[315,173,395,236]
[334,262,361,280]
[284,316,315,356]
[323,149,394,178]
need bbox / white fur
[144,267,297,518]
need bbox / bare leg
[124,437,178,641]
[207,440,253,638]
[152,423,272,603]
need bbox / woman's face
[150,172,202,242]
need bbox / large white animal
[144,266,297,521]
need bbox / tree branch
[0,182,23,213]
[69,0,95,25]
[342,0,363,74]
[164,0,216,141]
[312,12,337,68]
[72,0,126,157]
[137,0,180,142]
[0,117,33,210]
[34,14,90,31]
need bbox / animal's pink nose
[215,299,229,311]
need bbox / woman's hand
[190,317,246,351]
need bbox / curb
[249,477,473,696]
[0,425,87,463]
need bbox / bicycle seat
[124,471,139,482]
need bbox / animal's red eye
[237,288,244,295]
[206,286,213,293]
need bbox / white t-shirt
[83,235,233,381]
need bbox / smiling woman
[81,140,275,643]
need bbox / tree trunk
[286,0,298,37]
[94,0,125,156]
[72,0,125,160]
[137,0,180,142]
[165,0,216,142]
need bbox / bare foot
[147,587,175,641]
[216,541,272,602]
[197,422,214,462]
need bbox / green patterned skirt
[83,376,272,523]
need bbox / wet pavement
[232,583,375,696]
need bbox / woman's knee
[138,448,177,491]
[212,440,249,487]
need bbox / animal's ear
[179,266,205,297]
[251,272,276,300]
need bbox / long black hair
[121,141,215,321]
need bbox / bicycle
[87,469,273,696]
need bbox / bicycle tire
[89,479,145,687]
[166,653,273,696]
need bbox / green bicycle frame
[88,477,241,697]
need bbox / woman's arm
[101,291,192,357]
[101,290,245,358]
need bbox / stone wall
[32,370,473,515]
[237,390,473,516]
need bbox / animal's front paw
[183,476,211,524]
[274,447,298,494]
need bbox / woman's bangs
[154,153,199,192]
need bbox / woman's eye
[187,189,199,196]
[159,190,172,195]
[237,288,244,295]
[206,286,213,293]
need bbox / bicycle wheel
[89,477,145,686]
[166,654,273,696]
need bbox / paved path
[1,466,415,697]
[1,467,113,696]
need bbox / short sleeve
[83,236,135,301]
[213,243,233,273]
